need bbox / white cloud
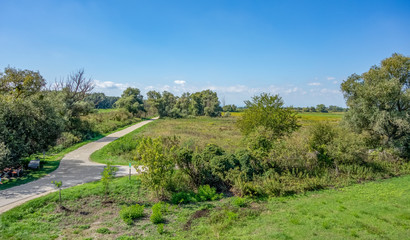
[308,82,321,86]
[320,88,340,94]
[333,80,338,84]
[174,80,186,85]
[94,80,128,90]
[327,77,336,80]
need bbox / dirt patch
[183,209,210,230]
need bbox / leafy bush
[171,191,197,204]
[120,204,145,225]
[196,185,223,202]
[136,137,178,199]
[150,202,167,224]
[231,197,248,207]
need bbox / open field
[1,174,408,240]
[226,111,344,124]
[91,112,343,166]
[91,117,243,165]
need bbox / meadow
[91,112,343,166]
[91,116,243,165]
[0,174,408,239]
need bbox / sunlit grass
[91,117,243,165]
[1,174,409,239]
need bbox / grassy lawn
[91,117,243,165]
[0,118,143,191]
[1,174,408,239]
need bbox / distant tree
[316,104,328,113]
[223,104,237,112]
[341,53,410,155]
[0,67,46,99]
[85,92,119,109]
[237,93,300,137]
[115,87,145,116]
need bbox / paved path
[0,118,157,213]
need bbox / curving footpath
[0,117,157,214]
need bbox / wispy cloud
[327,76,336,80]
[308,82,321,86]
[174,80,186,85]
[94,80,128,90]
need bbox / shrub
[231,197,248,208]
[196,185,223,202]
[171,191,197,204]
[136,137,178,199]
[150,202,168,224]
[120,204,145,225]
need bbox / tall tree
[237,93,300,137]
[341,53,409,155]
[115,87,145,116]
[0,67,46,99]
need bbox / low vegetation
[0,174,408,239]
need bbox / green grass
[298,112,344,125]
[91,117,243,165]
[0,118,143,190]
[1,174,409,239]
[97,108,120,113]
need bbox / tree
[115,87,145,116]
[316,104,328,113]
[0,96,64,168]
[341,53,409,155]
[237,93,300,137]
[0,67,46,99]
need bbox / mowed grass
[91,117,243,165]
[1,174,409,239]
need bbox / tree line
[0,67,224,169]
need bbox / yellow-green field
[224,111,344,125]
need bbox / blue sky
[1,0,409,107]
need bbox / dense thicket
[147,90,222,118]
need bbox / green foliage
[115,87,145,116]
[231,197,249,208]
[223,104,237,112]
[85,92,119,109]
[196,185,223,201]
[147,89,222,118]
[171,191,197,204]
[0,67,45,99]
[119,204,145,225]
[237,93,300,138]
[341,53,410,156]
[96,227,111,234]
[150,202,168,224]
[0,96,64,168]
[101,163,117,195]
[136,137,178,199]
[157,223,165,234]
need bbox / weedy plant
[101,162,117,196]
[120,204,145,225]
[51,180,63,206]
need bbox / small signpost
[129,163,131,180]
